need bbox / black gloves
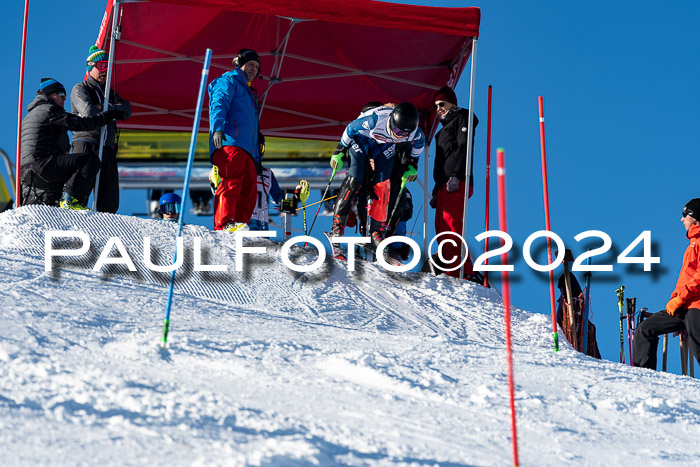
[102,109,127,122]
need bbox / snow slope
[0,206,699,466]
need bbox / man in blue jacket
[208,48,261,231]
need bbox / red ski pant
[434,180,474,278]
[369,179,391,222]
[212,146,258,230]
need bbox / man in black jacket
[430,86,478,279]
[70,45,132,213]
[20,78,124,209]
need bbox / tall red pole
[15,0,30,207]
[497,148,520,467]
[483,85,492,287]
[538,96,559,352]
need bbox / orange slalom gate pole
[497,148,520,466]
[538,96,559,352]
[15,0,30,207]
[483,85,492,287]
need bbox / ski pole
[483,84,492,287]
[385,179,407,231]
[616,286,625,364]
[308,166,339,235]
[581,251,592,356]
[626,297,636,366]
[299,180,310,235]
[162,48,212,347]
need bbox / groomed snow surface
[1,206,699,466]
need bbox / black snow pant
[633,308,700,369]
[22,152,101,206]
[71,141,120,213]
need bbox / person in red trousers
[430,86,479,280]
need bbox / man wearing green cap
[70,45,131,213]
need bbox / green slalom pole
[308,165,338,235]
[161,48,212,347]
[616,286,625,364]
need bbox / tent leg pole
[92,0,121,211]
[459,37,478,280]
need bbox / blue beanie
[86,45,108,72]
[38,78,66,96]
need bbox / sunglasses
[159,202,181,215]
[683,207,694,219]
[433,101,448,109]
[94,61,109,72]
[55,92,66,98]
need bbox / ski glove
[330,152,344,171]
[298,180,310,203]
[212,131,224,149]
[209,165,221,195]
[665,296,684,316]
[429,195,437,209]
[446,176,460,193]
[102,109,127,122]
[402,165,418,183]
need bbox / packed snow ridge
[0,206,699,466]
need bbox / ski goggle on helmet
[159,192,182,214]
[388,103,419,139]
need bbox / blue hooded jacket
[207,68,259,164]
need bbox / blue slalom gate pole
[161,48,212,346]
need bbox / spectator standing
[208,48,261,232]
[430,85,479,279]
[70,45,132,213]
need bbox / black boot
[331,176,362,236]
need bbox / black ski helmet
[389,103,419,138]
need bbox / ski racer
[328,103,424,259]
[633,199,700,369]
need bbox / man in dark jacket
[20,78,124,209]
[430,86,478,279]
[70,45,132,213]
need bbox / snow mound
[0,206,699,466]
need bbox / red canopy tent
[95,0,480,141]
[89,0,481,253]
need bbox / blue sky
[2,0,699,374]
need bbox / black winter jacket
[20,93,109,167]
[432,107,478,196]
[71,76,131,146]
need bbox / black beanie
[234,49,261,68]
[683,198,700,219]
[38,78,66,96]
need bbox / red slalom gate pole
[15,0,30,207]
[483,85,493,287]
[538,96,559,353]
[497,148,520,467]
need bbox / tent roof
[98,0,480,141]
